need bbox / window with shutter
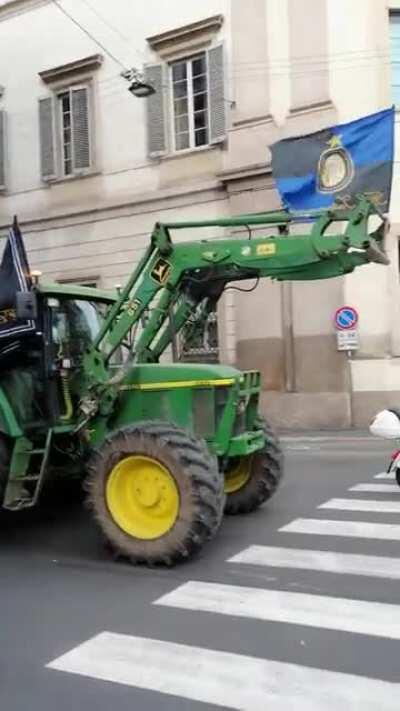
[170,53,209,151]
[145,64,167,157]
[38,83,93,181]
[71,87,91,170]
[163,43,226,155]
[39,97,56,181]
[390,12,400,107]
[207,44,225,144]
[57,85,91,177]
[0,110,5,190]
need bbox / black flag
[0,218,34,357]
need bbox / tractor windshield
[52,298,123,365]
[69,300,102,343]
[52,299,102,348]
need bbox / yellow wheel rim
[224,457,252,494]
[105,455,179,540]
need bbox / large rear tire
[224,418,283,515]
[86,421,225,566]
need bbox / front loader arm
[83,196,388,395]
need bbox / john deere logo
[151,258,171,285]
[317,135,354,194]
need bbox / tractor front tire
[86,422,224,566]
[224,419,283,515]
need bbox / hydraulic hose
[60,371,73,422]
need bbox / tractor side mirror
[16,291,38,320]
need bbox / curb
[280,431,378,443]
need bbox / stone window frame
[169,51,210,153]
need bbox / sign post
[334,305,359,427]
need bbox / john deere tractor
[0,197,389,565]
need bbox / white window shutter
[71,87,91,170]
[208,44,226,144]
[0,110,5,190]
[145,64,167,157]
[39,97,56,180]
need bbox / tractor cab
[0,283,118,433]
[36,283,119,425]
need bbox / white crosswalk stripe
[318,498,400,513]
[349,483,400,493]
[375,471,394,479]
[279,517,400,540]
[47,631,400,711]
[228,544,400,579]
[155,580,400,640]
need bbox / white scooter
[370,409,400,485]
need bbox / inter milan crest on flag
[317,135,355,194]
[270,107,394,214]
[0,219,34,358]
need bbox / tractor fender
[0,388,22,438]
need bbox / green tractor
[0,197,388,565]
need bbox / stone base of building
[352,391,400,429]
[260,390,400,430]
[260,391,351,430]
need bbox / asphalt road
[1,434,399,710]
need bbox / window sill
[43,169,101,186]
[159,141,224,163]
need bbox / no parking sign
[334,306,359,351]
[334,306,358,331]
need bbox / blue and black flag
[0,219,34,360]
[270,106,394,213]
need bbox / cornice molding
[0,0,50,22]
[0,179,224,232]
[39,54,103,84]
[289,100,335,117]
[217,162,272,183]
[147,14,223,59]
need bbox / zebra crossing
[47,632,399,711]
[229,544,400,579]
[350,483,400,492]
[47,465,400,710]
[155,579,400,639]
[375,470,395,478]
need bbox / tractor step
[3,430,53,510]
[16,474,42,482]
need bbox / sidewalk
[280,429,376,442]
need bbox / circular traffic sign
[334,306,358,331]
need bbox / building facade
[0,0,398,428]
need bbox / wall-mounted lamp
[128,79,155,98]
